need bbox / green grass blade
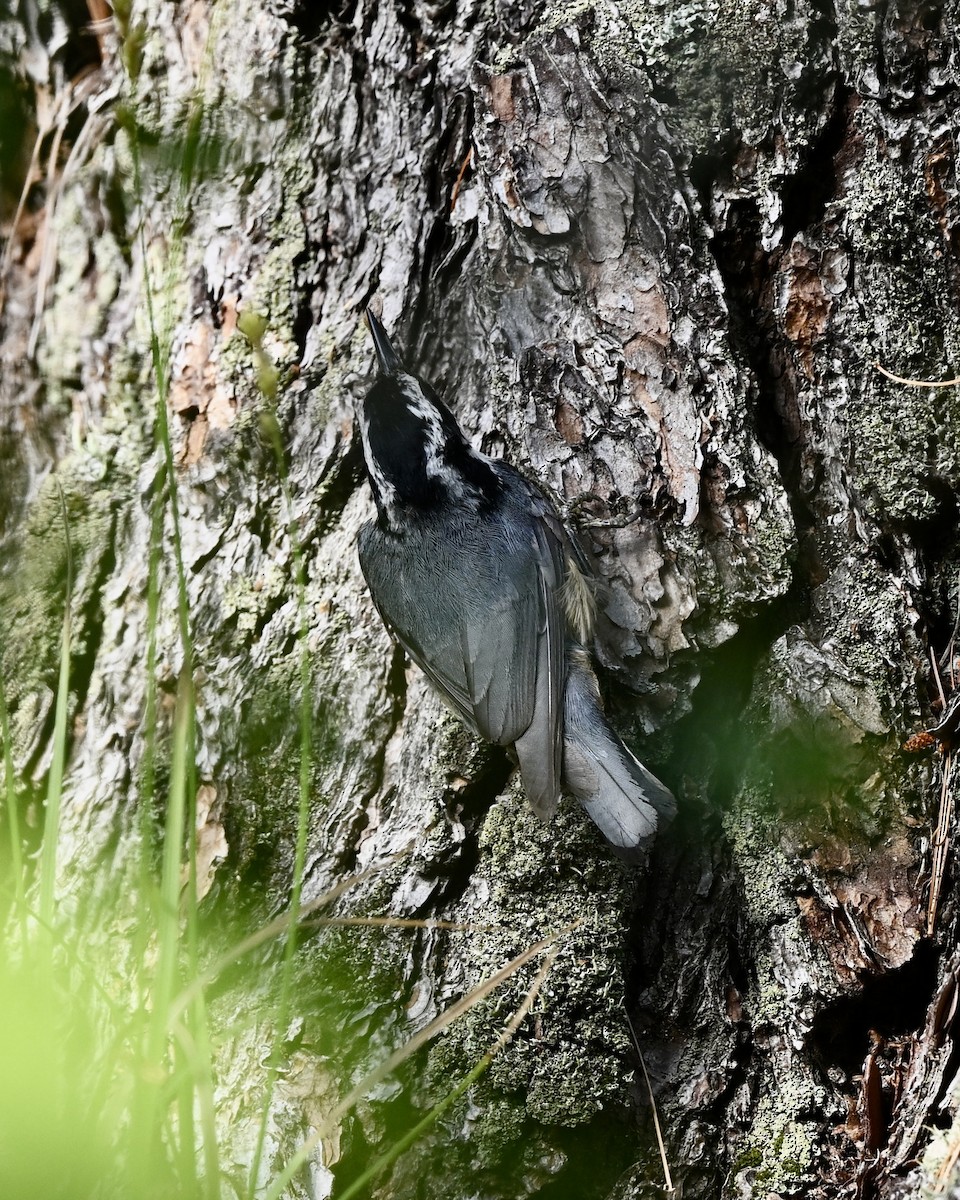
[335,947,560,1200]
[263,927,577,1200]
[122,25,207,1190]
[151,669,193,1057]
[0,667,27,941]
[38,486,74,937]
[246,359,314,1199]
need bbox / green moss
[0,453,126,753]
[721,795,795,924]
[733,1146,763,1172]
[227,660,342,888]
[749,948,792,1028]
[36,184,126,416]
[917,1073,960,1195]
[746,498,797,595]
[671,507,794,640]
[467,1095,528,1166]
[222,564,289,636]
[829,111,960,534]
[423,788,640,1152]
[727,1071,820,1195]
[233,78,314,364]
[731,601,915,847]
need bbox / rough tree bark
[2,0,960,1196]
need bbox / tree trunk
[2,0,960,1196]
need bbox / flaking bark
[1,0,960,1196]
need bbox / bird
[355,307,676,859]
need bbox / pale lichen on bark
[2,0,960,1195]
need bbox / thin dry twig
[263,922,582,1200]
[934,1118,960,1191]
[932,645,949,713]
[321,924,579,1127]
[450,146,473,212]
[0,118,50,316]
[928,748,954,937]
[334,946,561,1200]
[872,361,960,389]
[940,573,960,690]
[28,73,105,358]
[925,649,955,937]
[625,1010,675,1193]
[301,916,492,932]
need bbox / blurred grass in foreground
[0,5,572,1197]
[0,957,114,1200]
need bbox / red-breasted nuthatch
[356,309,675,859]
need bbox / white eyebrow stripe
[397,374,490,506]
[399,376,446,466]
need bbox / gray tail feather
[561,653,675,860]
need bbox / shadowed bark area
[1,0,959,1196]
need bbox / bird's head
[359,309,501,530]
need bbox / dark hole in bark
[897,472,960,567]
[441,745,513,829]
[410,744,514,906]
[808,939,939,1078]
[779,83,852,247]
[291,246,317,363]
[59,0,104,76]
[282,0,345,41]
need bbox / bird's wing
[508,511,566,819]
[420,506,565,759]
[460,552,538,744]
[463,472,567,818]
[359,551,479,731]
[358,481,567,819]
[394,624,480,733]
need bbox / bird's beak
[365,307,401,376]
